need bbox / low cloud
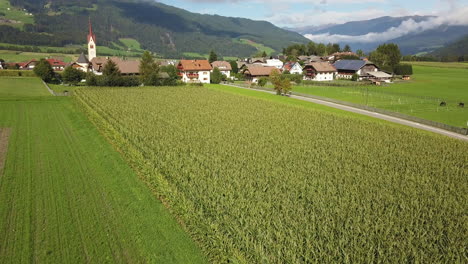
[304,6,468,43]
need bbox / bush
[394,64,413,75]
[351,73,359,81]
[189,82,204,87]
[62,66,85,85]
[258,77,268,87]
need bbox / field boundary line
[222,83,468,141]
[42,81,70,96]
[0,128,12,176]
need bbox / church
[71,19,140,75]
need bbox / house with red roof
[46,58,67,71]
[177,60,212,83]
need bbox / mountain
[0,0,309,58]
[288,16,468,55]
[430,34,468,59]
[298,16,432,36]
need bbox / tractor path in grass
[222,83,468,141]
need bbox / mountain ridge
[1,0,309,58]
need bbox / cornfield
[75,86,467,263]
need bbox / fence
[223,82,468,136]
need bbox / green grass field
[0,50,76,63]
[0,0,34,27]
[75,85,467,263]
[234,38,275,55]
[0,77,206,263]
[290,65,468,127]
[404,61,468,69]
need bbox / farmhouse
[334,60,378,80]
[303,62,337,81]
[46,59,66,71]
[243,66,279,83]
[19,59,37,70]
[282,62,303,74]
[211,61,232,78]
[177,60,212,83]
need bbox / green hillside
[430,35,468,60]
[1,0,308,58]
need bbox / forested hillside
[1,0,308,58]
[430,35,468,61]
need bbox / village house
[242,66,279,83]
[46,58,66,71]
[19,59,37,70]
[334,60,379,80]
[177,60,212,83]
[211,61,232,78]
[303,62,337,81]
[265,59,283,69]
[282,62,303,74]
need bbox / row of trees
[282,41,363,59]
[33,51,179,86]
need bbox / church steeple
[87,18,97,61]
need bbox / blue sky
[156,0,468,27]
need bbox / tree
[394,64,413,75]
[261,51,267,57]
[160,65,179,86]
[209,50,218,63]
[33,59,55,83]
[86,72,98,86]
[307,41,317,55]
[210,67,223,84]
[258,77,268,87]
[356,49,365,57]
[351,73,359,81]
[102,59,122,86]
[62,66,85,85]
[229,60,238,74]
[139,51,159,86]
[343,44,352,52]
[316,43,327,56]
[370,43,401,71]
[270,69,291,95]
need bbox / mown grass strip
[0,128,11,176]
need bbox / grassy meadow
[0,77,206,263]
[289,65,468,127]
[75,85,467,263]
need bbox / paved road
[223,84,468,142]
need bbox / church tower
[87,18,97,61]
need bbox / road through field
[223,84,468,141]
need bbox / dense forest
[1,0,309,58]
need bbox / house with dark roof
[303,62,337,81]
[282,62,303,75]
[177,60,212,83]
[242,66,279,83]
[333,60,380,80]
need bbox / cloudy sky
[156,0,468,28]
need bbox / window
[203,78,208,81]
[90,45,94,49]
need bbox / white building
[265,59,283,69]
[303,62,337,81]
[282,62,303,74]
[177,60,212,84]
[87,19,97,61]
[211,61,232,78]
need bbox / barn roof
[307,62,337,72]
[244,66,279,76]
[211,61,232,71]
[178,60,212,71]
[333,60,367,71]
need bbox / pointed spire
[87,17,96,43]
